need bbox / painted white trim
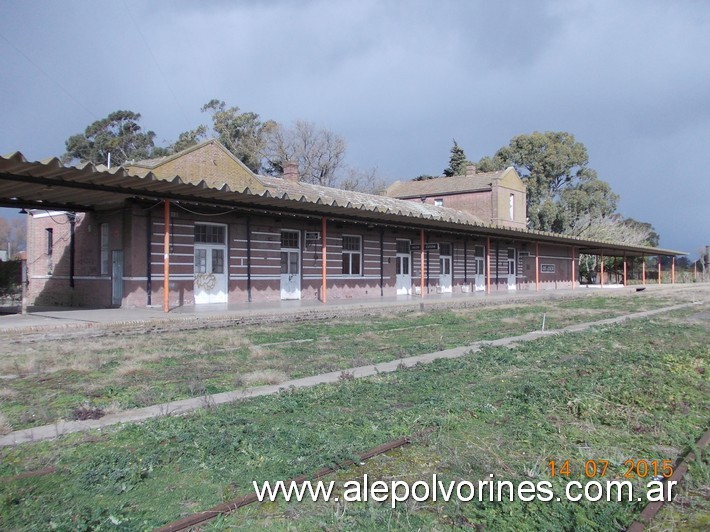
[29,210,70,219]
[231,275,280,281]
[31,275,110,281]
[152,222,194,229]
[527,254,575,260]
[303,274,381,280]
[229,274,387,281]
[235,239,281,245]
[150,252,194,257]
[128,274,195,281]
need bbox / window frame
[100,223,109,275]
[46,228,53,275]
[341,234,362,276]
[194,222,226,245]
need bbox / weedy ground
[0,289,707,530]
[0,291,687,431]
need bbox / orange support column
[163,200,170,313]
[535,242,539,291]
[642,256,646,285]
[420,229,425,298]
[321,216,327,303]
[486,237,491,294]
[600,252,604,288]
[658,255,662,284]
[671,256,675,285]
[571,247,576,290]
[623,252,627,286]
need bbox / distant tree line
[62,106,667,252]
[431,134,660,251]
[62,101,384,193]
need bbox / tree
[198,99,276,173]
[262,120,346,187]
[63,110,159,166]
[443,139,469,177]
[573,214,657,246]
[9,217,26,255]
[477,131,617,232]
[339,166,387,194]
[560,177,619,234]
[168,125,208,154]
[575,214,660,283]
[0,216,26,257]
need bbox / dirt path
[1,300,702,447]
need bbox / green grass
[0,292,685,430]
[0,304,707,530]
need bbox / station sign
[410,243,439,251]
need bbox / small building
[2,140,681,309]
[385,164,527,230]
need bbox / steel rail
[627,428,710,531]
[155,428,435,532]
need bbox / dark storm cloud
[0,0,708,255]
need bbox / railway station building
[0,139,682,310]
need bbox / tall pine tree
[443,139,468,177]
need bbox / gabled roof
[386,167,513,198]
[258,175,487,226]
[124,138,265,194]
[0,149,686,258]
[125,138,240,171]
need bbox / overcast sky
[1,0,708,257]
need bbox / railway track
[155,428,709,531]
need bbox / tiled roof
[126,139,225,170]
[257,175,487,226]
[385,170,506,198]
[0,150,686,257]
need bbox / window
[434,198,444,207]
[508,248,516,275]
[194,224,225,244]
[396,240,410,254]
[342,235,361,275]
[280,230,300,275]
[211,248,224,274]
[100,223,109,275]
[280,251,299,274]
[509,194,515,221]
[46,228,53,256]
[439,243,451,256]
[281,230,299,249]
[46,228,53,275]
[195,248,207,274]
[474,245,485,276]
[396,256,410,275]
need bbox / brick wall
[27,203,582,308]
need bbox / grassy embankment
[0,293,707,530]
[0,292,686,431]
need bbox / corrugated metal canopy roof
[0,151,685,257]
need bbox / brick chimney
[283,161,299,183]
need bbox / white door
[439,243,452,293]
[474,245,486,291]
[280,230,301,300]
[507,248,517,290]
[395,240,411,295]
[194,246,228,304]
